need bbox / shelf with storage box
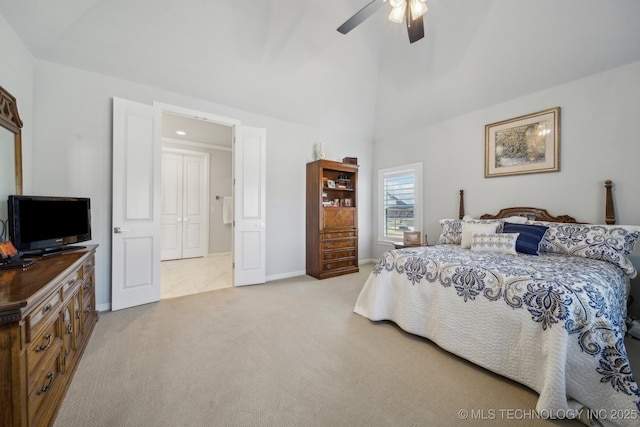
[307,159,359,279]
[0,245,98,427]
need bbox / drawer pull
[35,333,52,352]
[83,282,90,290]
[68,278,76,286]
[76,309,81,319]
[42,304,52,315]
[37,372,54,395]
[66,324,73,334]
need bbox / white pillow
[461,222,499,249]
[471,233,519,255]
[503,215,528,224]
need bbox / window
[378,163,422,243]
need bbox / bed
[354,182,640,426]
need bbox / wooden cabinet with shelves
[0,245,98,427]
[306,160,359,279]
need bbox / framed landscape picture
[485,107,560,178]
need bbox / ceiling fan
[337,0,428,44]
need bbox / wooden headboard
[479,207,578,223]
[458,180,616,225]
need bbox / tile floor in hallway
[161,252,232,299]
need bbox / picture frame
[327,179,335,188]
[403,231,421,246]
[485,107,560,178]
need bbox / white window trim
[377,162,423,244]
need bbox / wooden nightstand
[394,231,428,249]
[393,243,428,249]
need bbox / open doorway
[160,112,233,299]
[111,98,266,311]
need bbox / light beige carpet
[53,264,639,427]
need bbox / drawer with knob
[27,290,62,342]
[321,239,356,251]
[322,231,357,240]
[322,249,356,261]
[26,318,62,377]
[61,271,82,300]
[27,338,62,425]
[323,258,357,271]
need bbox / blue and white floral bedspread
[354,245,640,426]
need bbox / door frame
[154,102,241,284]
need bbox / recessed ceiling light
[176,130,186,136]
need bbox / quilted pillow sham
[437,219,463,245]
[437,217,503,245]
[502,222,548,255]
[461,222,500,249]
[470,233,519,255]
[526,221,640,277]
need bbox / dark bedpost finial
[459,190,465,219]
[605,180,615,225]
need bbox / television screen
[8,195,91,254]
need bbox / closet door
[161,150,209,261]
[181,154,206,258]
[161,152,183,260]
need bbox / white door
[233,126,266,286]
[111,98,161,311]
[182,153,207,258]
[161,152,183,260]
[161,149,208,260]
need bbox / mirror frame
[0,85,23,195]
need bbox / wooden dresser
[306,160,359,279]
[0,245,98,427]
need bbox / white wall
[0,15,34,197]
[371,60,640,316]
[31,60,373,309]
[207,150,232,254]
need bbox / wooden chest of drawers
[320,230,358,276]
[0,245,98,427]
[306,160,359,279]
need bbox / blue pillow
[502,222,548,255]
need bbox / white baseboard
[96,303,111,312]
[266,270,306,282]
[101,261,374,310]
[207,252,231,257]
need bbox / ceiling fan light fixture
[410,0,428,20]
[388,2,406,23]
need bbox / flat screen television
[8,195,91,255]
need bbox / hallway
[161,253,232,299]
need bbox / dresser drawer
[61,270,82,300]
[27,341,62,425]
[322,231,357,240]
[82,257,95,277]
[322,249,356,261]
[82,277,95,305]
[27,290,62,342]
[26,318,61,377]
[323,258,357,271]
[321,239,356,251]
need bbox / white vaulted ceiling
[1,0,640,138]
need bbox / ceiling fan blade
[406,13,425,43]
[337,0,385,34]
